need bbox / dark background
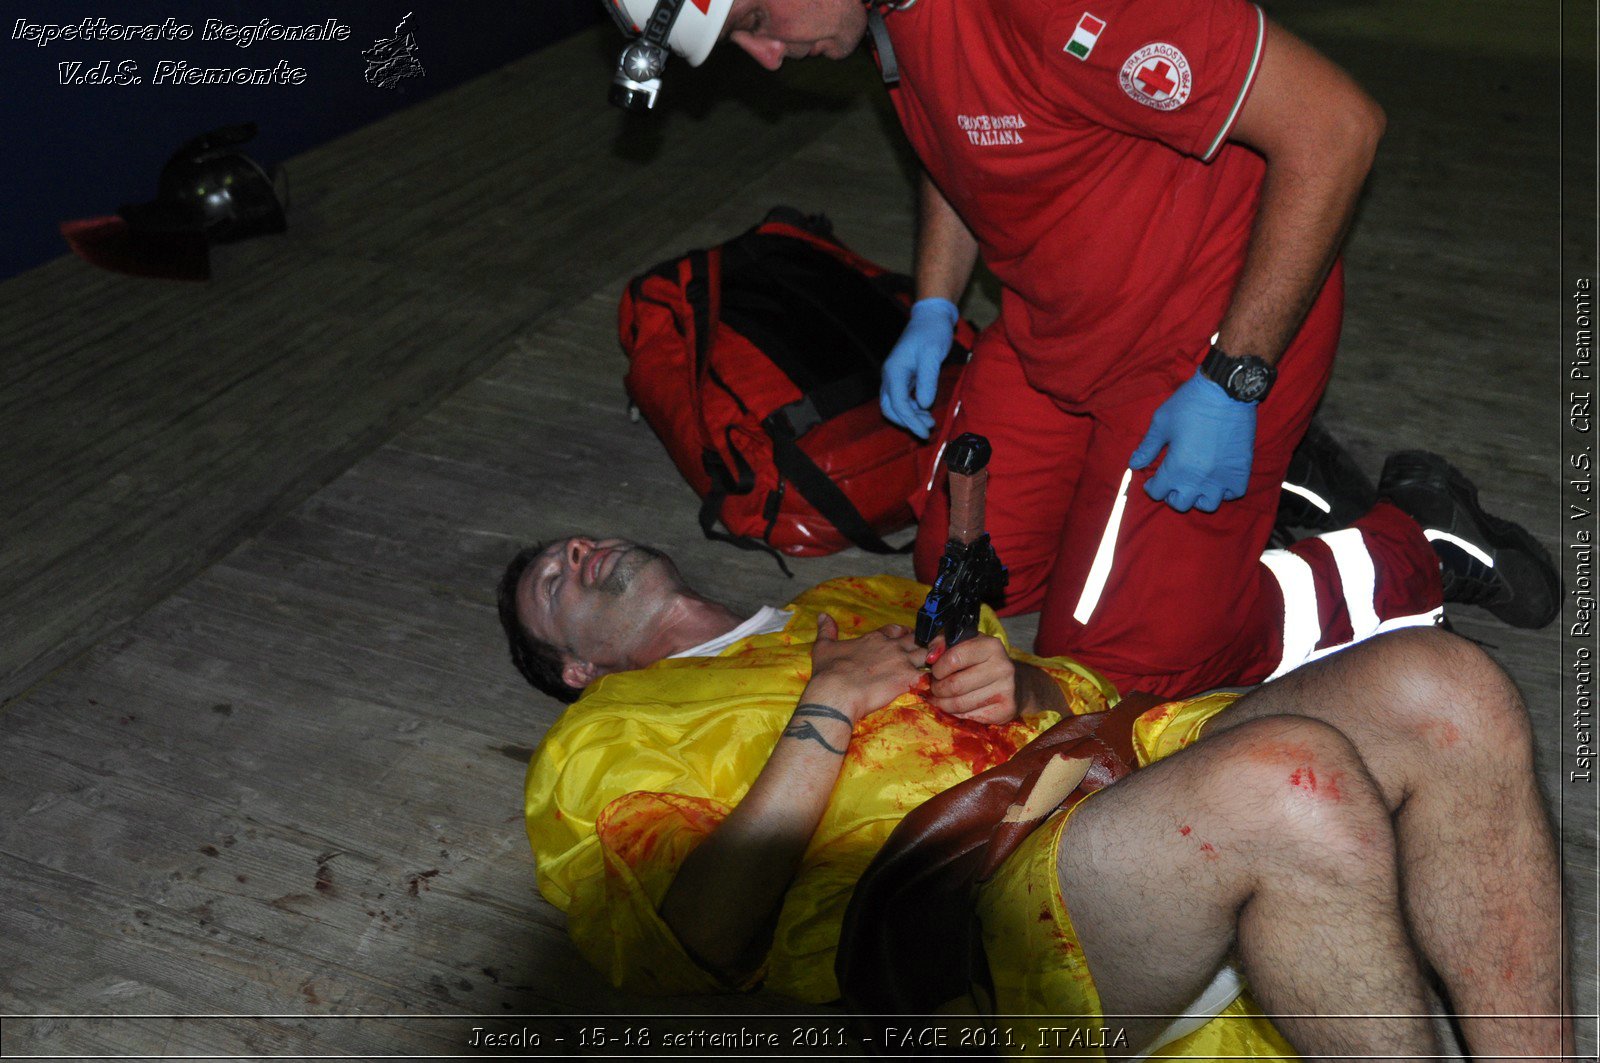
[1,1,602,280]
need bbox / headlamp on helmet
[602,0,733,111]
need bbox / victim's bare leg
[1206,628,1569,1060]
[1058,715,1439,1060]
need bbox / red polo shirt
[884,0,1278,408]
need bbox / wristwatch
[1201,344,1276,404]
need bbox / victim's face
[515,536,681,683]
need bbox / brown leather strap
[837,698,1159,1017]
[1094,689,1166,768]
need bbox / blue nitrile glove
[1129,369,1258,513]
[880,297,959,440]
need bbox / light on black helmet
[601,0,734,111]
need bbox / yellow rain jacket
[525,576,1295,1059]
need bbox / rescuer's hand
[1130,370,1258,513]
[879,297,958,440]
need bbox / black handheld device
[914,433,1008,648]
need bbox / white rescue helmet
[602,0,735,67]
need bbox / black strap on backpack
[678,209,922,570]
[763,411,905,556]
[700,431,795,578]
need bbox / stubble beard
[598,543,668,596]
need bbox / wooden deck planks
[0,30,874,703]
[0,9,1592,1058]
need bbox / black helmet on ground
[119,122,288,244]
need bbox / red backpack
[619,208,973,566]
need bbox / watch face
[1229,362,1273,403]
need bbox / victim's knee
[1361,628,1534,769]
[1196,716,1397,873]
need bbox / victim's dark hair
[497,542,583,704]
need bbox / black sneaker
[1276,418,1377,534]
[1378,450,1561,628]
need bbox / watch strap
[1201,345,1275,404]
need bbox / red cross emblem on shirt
[1135,59,1178,98]
[1119,43,1192,110]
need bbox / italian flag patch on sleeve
[1065,13,1105,60]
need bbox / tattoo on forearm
[783,703,851,755]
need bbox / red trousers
[914,267,1443,698]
